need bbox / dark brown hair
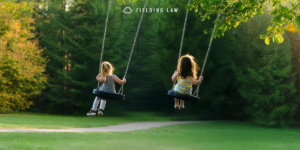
[177,54,200,79]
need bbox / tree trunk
[288,33,300,93]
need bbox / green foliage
[32,0,165,114]
[27,0,300,126]
[205,12,299,126]
[33,0,128,114]
[147,4,299,126]
[224,13,298,126]
[0,1,47,112]
[146,2,231,116]
[190,0,300,45]
[296,16,300,29]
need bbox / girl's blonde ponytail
[99,61,114,81]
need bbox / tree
[232,13,298,126]
[190,0,300,45]
[0,1,47,112]
[146,1,299,125]
[33,0,145,114]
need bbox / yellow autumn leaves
[264,34,284,45]
[263,22,299,45]
[0,1,47,112]
[285,23,300,33]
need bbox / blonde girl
[87,61,126,116]
[172,54,203,110]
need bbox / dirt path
[0,121,200,132]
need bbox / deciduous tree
[0,1,47,112]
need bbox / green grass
[0,112,173,129]
[1,121,300,150]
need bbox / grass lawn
[1,121,300,150]
[0,112,177,129]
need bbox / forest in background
[1,0,300,127]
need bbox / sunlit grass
[1,122,300,150]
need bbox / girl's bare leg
[180,100,185,109]
[174,98,180,110]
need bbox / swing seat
[167,90,200,103]
[93,89,125,101]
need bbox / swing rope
[193,0,224,97]
[118,0,148,94]
[97,0,112,89]
[172,0,192,90]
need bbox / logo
[122,7,179,14]
[122,7,133,14]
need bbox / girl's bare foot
[180,100,185,109]
[180,104,185,109]
[174,98,180,110]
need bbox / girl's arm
[96,75,106,83]
[172,71,178,82]
[113,75,126,85]
[193,76,203,86]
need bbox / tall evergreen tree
[232,13,299,126]
[33,0,154,114]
